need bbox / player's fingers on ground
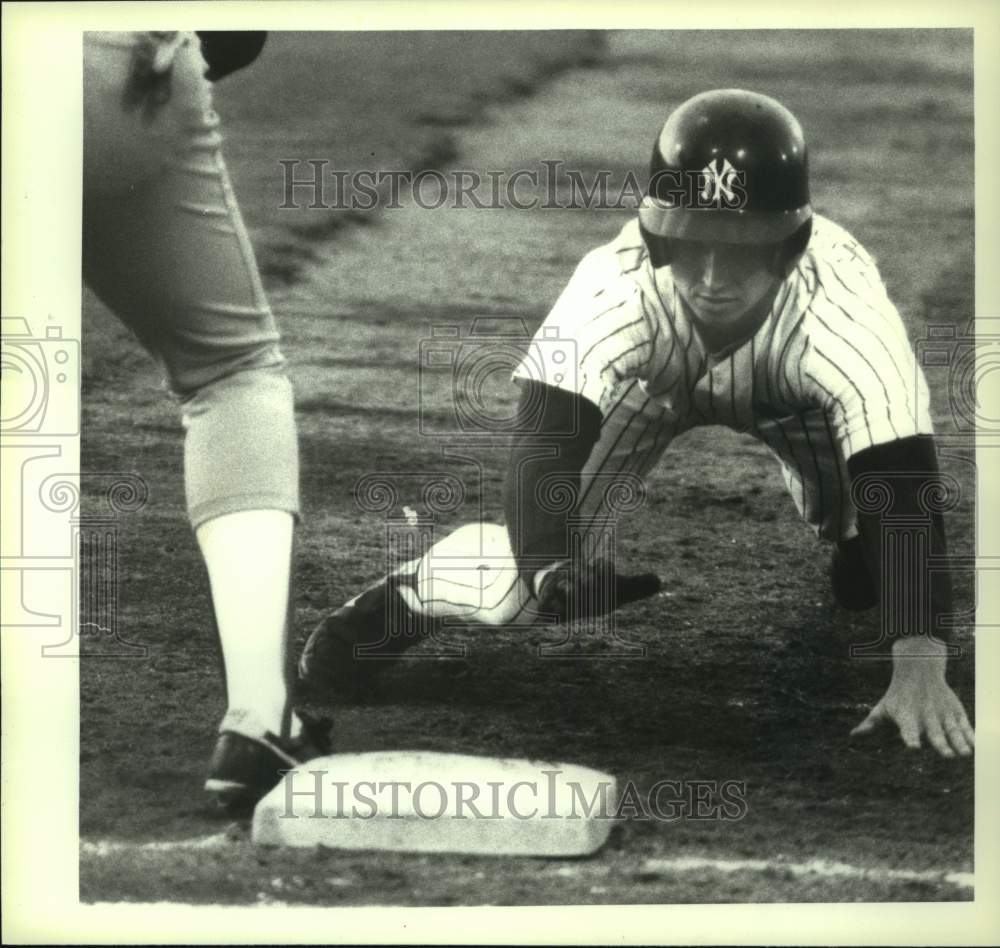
[945,717,974,756]
[923,714,955,758]
[896,713,923,751]
[952,703,975,747]
[849,703,886,737]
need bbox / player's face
[670,240,780,329]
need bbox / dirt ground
[79,30,975,905]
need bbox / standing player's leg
[83,32,327,812]
[755,409,876,609]
[299,380,674,695]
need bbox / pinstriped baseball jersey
[512,213,933,541]
[398,215,934,628]
[515,213,930,454]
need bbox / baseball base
[252,751,618,857]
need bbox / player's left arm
[845,435,974,757]
[800,244,973,758]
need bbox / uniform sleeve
[801,270,934,460]
[512,249,657,414]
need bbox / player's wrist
[890,635,948,677]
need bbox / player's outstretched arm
[503,381,662,621]
[503,381,602,574]
[846,435,974,757]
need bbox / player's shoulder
[795,213,894,320]
[796,214,910,349]
[803,214,882,280]
[553,219,648,313]
[574,218,649,282]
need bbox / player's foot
[298,575,426,699]
[205,710,332,817]
[830,536,878,611]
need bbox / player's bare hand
[121,32,184,122]
[850,636,974,758]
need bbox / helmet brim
[639,195,812,244]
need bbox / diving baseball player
[300,89,974,759]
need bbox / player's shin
[197,508,299,738]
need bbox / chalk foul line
[80,835,973,890]
[640,856,973,890]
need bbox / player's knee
[166,337,288,404]
[180,354,294,426]
[181,359,299,527]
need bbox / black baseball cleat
[298,574,428,699]
[205,711,332,817]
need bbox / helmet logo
[699,158,741,206]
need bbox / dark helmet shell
[639,89,812,244]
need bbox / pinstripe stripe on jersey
[812,268,916,424]
[762,277,805,414]
[821,409,849,540]
[808,306,902,441]
[639,269,693,404]
[809,345,874,446]
[672,283,711,423]
[756,415,806,516]
[804,368,855,458]
[632,403,675,476]
[799,412,824,528]
[578,301,639,364]
[577,379,646,513]
[639,290,664,380]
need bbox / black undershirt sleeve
[502,382,603,580]
[846,434,953,642]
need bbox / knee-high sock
[197,509,298,738]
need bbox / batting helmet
[639,89,812,269]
